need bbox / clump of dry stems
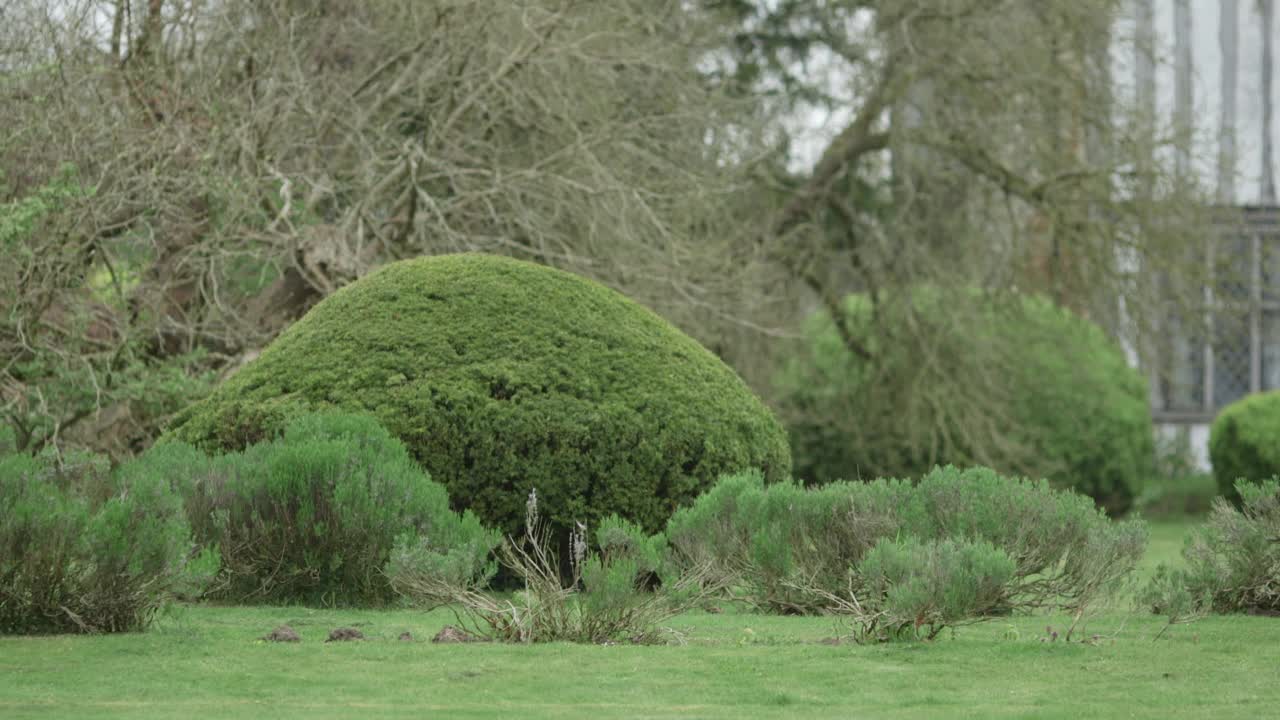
[389,489,721,644]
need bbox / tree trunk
[1262,0,1276,203]
[1219,0,1239,204]
[1173,0,1193,185]
[110,0,127,61]
[1134,0,1156,196]
[132,0,165,65]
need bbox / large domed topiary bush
[1209,390,1280,503]
[777,290,1155,513]
[166,254,790,536]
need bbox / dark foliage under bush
[0,451,201,634]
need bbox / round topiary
[166,253,790,536]
[1209,390,1280,503]
[777,290,1155,513]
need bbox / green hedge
[666,465,1146,617]
[166,254,790,537]
[1209,390,1280,503]
[776,291,1154,513]
[1,451,201,634]
[145,413,499,606]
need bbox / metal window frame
[1154,205,1280,424]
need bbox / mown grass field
[2,521,1277,720]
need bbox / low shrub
[113,440,223,546]
[1148,478,1280,617]
[1139,565,1211,639]
[0,451,200,634]
[142,412,499,606]
[1209,391,1280,502]
[853,537,1016,641]
[667,465,1146,634]
[904,466,1147,617]
[665,471,908,614]
[388,490,716,644]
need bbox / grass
[1135,516,1197,580]
[3,521,1278,720]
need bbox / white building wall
[1155,422,1213,471]
[1116,0,1278,205]
[1120,2,1280,473]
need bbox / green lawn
[3,521,1278,720]
[1136,516,1197,580]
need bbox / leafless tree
[1220,0,1238,204]
[1261,0,1276,203]
[2,0,1218,477]
[0,0,768,455]
[708,0,1213,478]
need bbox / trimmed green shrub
[159,412,499,606]
[0,451,200,634]
[1209,390,1280,502]
[777,291,1154,513]
[667,465,1146,622]
[166,254,790,537]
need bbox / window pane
[1163,324,1203,410]
[1263,239,1280,304]
[1216,234,1251,303]
[1264,311,1280,390]
[1213,309,1251,409]
[1210,234,1253,409]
